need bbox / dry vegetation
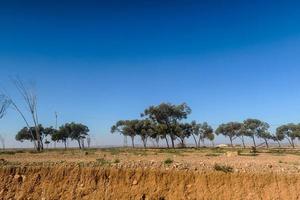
[1,147,300,199]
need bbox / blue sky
[1,1,300,147]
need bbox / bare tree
[2,78,41,151]
[0,95,10,150]
[0,135,4,150]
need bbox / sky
[1,0,300,147]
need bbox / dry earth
[1,147,300,200]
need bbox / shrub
[214,164,234,173]
[164,158,173,165]
[96,158,110,166]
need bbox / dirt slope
[1,165,300,200]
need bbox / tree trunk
[64,141,67,150]
[171,137,175,149]
[287,137,294,148]
[276,140,281,148]
[155,136,159,148]
[252,136,256,147]
[241,136,246,149]
[264,139,269,148]
[81,139,85,149]
[291,139,295,148]
[131,136,135,148]
[142,138,147,149]
[197,136,201,148]
[191,134,198,148]
[229,137,233,147]
[179,138,185,148]
[165,137,169,148]
[77,139,82,149]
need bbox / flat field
[1,147,300,200]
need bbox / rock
[14,174,23,183]
[132,180,138,185]
[267,164,273,168]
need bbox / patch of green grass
[0,151,16,155]
[238,153,258,157]
[104,148,122,155]
[113,158,120,164]
[158,149,184,156]
[214,164,234,173]
[96,158,111,166]
[211,148,227,154]
[205,153,221,157]
[164,158,173,165]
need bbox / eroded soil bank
[0,165,300,200]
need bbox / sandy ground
[1,147,300,173]
[1,148,300,200]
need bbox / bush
[164,158,173,165]
[96,158,110,166]
[214,164,234,173]
[113,158,120,164]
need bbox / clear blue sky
[1,1,300,147]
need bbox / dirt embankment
[0,165,300,200]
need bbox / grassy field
[1,147,300,173]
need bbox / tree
[15,124,45,148]
[271,131,285,147]
[142,103,192,148]
[257,131,272,148]
[111,120,139,148]
[135,119,154,148]
[177,123,193,147]
[0,95,10,150]
[276,123,300,148]
[67,122,89,149]
[52,126,69,149]
[216,122,241,147]
[152,124,169,148]
[190,121,214,148]
[2,78,42,151]
[242,119,269,148]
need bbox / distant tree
[177,123,193,147]
[66,122,89,149]
[271,133,284,147]
[257,131,272,148]
[111,120,139,148]
[152,124,169,148]
[190,121,214,147]
[15,124,45,148]
[0,95,10,150]
[11,78,42,151]
[216,122,241,147]
[52,126,69,149]
[135,119,155,148]
[276,123,300,148]
[242,119,269,148]
[141,102,192,148]
[0,135,5,150]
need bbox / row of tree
[111,103,214,148]
[112,103,300,149]
[15,122,90,149]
